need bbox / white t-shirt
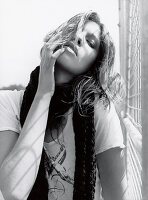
[0,90,125,200]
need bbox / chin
[57,50,76,63]
[56,54,78,74]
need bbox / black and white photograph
[0,0,147,199]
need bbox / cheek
[77,59,95,74]
[81,53,97,70]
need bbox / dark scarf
[20,66,96,200]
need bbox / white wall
[0,0,119,87]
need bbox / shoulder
[0,89,24,102]
[0,89,24,110]
[0,90,24,133]
[94,99,125,154]
[94,99,117,125]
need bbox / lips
[64,42,78,56]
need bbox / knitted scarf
[20,66,96,200]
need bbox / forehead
[83,21,100,37]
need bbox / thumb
[52,48,65,59]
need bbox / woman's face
[56,21,100,76]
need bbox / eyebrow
[92,29,100,41]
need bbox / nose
[77,37,82,47]
[75,33,83,47]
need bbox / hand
[37,35,65,96]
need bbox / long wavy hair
[41,11,115,113]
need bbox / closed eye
[86,39,95,48]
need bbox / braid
[73,97,96,200]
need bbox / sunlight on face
[55,21,100,77]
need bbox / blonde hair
[40,11,124,111]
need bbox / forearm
[0,92,52,200]
[101,173,128,200]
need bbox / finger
[41,45,51,61]
[41,43,50,56]
[44,41,61,57]
[46,34,63,51]
[49,48,65,66]
[52,48,65,59]
[50,41,61,52]
[46,33,61,46]
[41,42,62,64]
[41,42,57,59]
[51,33,61,42]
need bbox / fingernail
[61,48,65,52]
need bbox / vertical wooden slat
[119,0,142,199]
[141,0,148,199]
[119,0,129,170]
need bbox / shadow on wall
[0,84,25,91]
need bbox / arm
[0,39,65,200]
[94,101,128,199]
[96,147,128,200]
[0,90,52,200]
[0,131,19,167]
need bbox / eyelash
[86,39,95,48]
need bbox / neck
[54,63,75,86]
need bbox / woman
[0,11,128,200]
